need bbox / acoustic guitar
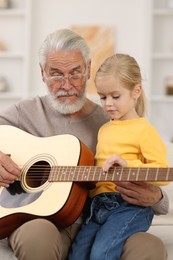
[0,125,172,239]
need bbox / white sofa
[0,142,173,259]
[148,142,173,260]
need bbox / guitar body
[0,125,94,239]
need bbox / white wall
[29,0,152,98]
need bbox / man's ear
[39,63,45,82]
[133,84,142,99]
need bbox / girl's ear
[133,84,142,99]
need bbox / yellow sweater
[90,118,169,198]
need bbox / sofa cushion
[152,142,173,225]
[148,225,173,260]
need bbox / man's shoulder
[93,103,110,121]
[18,95,48,105]
[16,95,49,111]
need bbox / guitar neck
[49,166,173,182]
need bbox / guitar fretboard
[48,166,173,182]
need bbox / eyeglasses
[44,71,87,87]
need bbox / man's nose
[61,77,73,90]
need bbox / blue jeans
[68,193,154,260]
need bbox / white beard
[49,89,86,114]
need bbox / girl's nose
[105,96,113,106]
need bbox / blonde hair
[95,53,146,117]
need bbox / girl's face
[95,75,141,120]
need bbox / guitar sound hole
[26,160,51,188]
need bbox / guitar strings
[11,165,172,182]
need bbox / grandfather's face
[42,50,90,114]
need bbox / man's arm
[152,189,169,215]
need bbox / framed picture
[71,25,116,95]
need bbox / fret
[98,170,102,181]
[92,166,96,181]
[108,168,118,181]
[87,167,90,180]
[68,166,72,181]
[58,166,62,181]
[88,167,91,180]
[162,168,168,181]
[102,171,107,181]
[132,168,136,180]
[131,169,136,180]
[146,168,151,182]
[56,166,60,181]
[94,168,99,181]
[66,167,68,181]
[87,167,91,180]
[129,168,138,181]
[117,170,121,181]
[74,166,77,181]
[111,169,116,181]
[159,168,170,181]
[61,166,66,181]
[146,168,152,181]
[50,166,56,181]
[81,166,85,181]
[166,168,170,181]
[127,168,131,181]
[76,167,81,181]
[137,168,145,181]
[72,166,76,181]
[145,168,149,181]
[83,167,89,181]
[160,168,166,181]
[60,167,64,181]
[146,168,156,181]
[100,170,104,181]
[61,166,65,181]
[54,165,59,181]
[122,168,130,181]
[80,167,83,181]
[149,168,155,181]
[81,166,84,181]
[136,168,140,181]
[66,167,68,180]
[155,168,159,181]
[119,167,123,181]
[65,166,69,180]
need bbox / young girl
[68,54,169,260]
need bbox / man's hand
[0,151,21,187]
[116,181,162,207]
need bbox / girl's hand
[102,154,127,173]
